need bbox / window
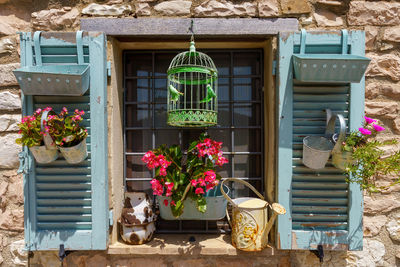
[123,49,264,233]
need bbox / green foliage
[15,108,47,147]
[341,119,400,193]
[46,108,88,147]
[143,132,227,217]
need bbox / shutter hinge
[109,210,113,226]
[17,151,28,174]
[310,244,324,263]
[107,61,111,77]
[272,60,277,76]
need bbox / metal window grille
[123,49,264,233]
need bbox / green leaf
[171,199,184,218]
[196,197,207,213]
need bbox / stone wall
[0,0,399,266]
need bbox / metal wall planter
[157,185,228,220]
[13,31,90,96]
[293,30,370,83]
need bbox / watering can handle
[220,178,265,208]
[332,114,346,153]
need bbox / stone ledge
[80,18,298,37]
[108,234,279,256]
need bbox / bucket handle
[33,31,85,66]
[220,178,266,208]
[332,114,346,153]
[300,30,348,55]
[324,109,346,147]
[40,110,57,150]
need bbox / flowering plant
[45,107,88,147]
[341,116,400,193]
[15,107,53,147]
[142,133,228,217]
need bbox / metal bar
[125,177,264,181]
[125,126,262,130]
[125,151,262,156]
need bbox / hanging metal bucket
[221,178,286,251]
[59,138,88,164]
[29,145,58,164]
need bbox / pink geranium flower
[163,199,169,206]
[364,116,377,124]
[195,187,204,195]
[359,127,371,135]
[372,124,385,132]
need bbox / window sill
[108,234,278,256]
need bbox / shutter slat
[36,167,91,175]
[292,214,348,222]
[36,198,91,206]
[294,94,349,102]
[37,214,92,222]
[292,182,347,190]
[292,190,348,198]
[37,190,92,198]
[293,222,347,230]
[36,182,91,190]
[292,198,348,205]
[36,175,91,182]
[293,110,348,118]
[37,206,91,214]
[37,222,92,230]
[292,205,347,214]
[293,102,348,110]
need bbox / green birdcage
[167,39,218,127]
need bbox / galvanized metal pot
[59,138,88,164]
[29,145,58,164]
[221,178,286,252]
[120,192,156,245]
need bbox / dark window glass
[124,49,263,233]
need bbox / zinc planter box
[13,65,90,96]
[293,54,370,83]
[293,29,370,83]
[157,186,228,220]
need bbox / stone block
[393,117,400,134]
[194,0,257,17]
[365,26,378,51]
[82,3,132,16]
[10,239,27,266]
[366,53,400,81]
[281,0,311,14]
[348,1,400,26]
[364,194,400,214]
[173,259,210,267]
[365,101,399,120]
[0,91,20,111]
[366,82,400,101]
[31,7,79,31]
[347,239,385,267]
[0,63,20,87]
[135,2,151,17]
[386,215,400,242]
[382,26,400,43]
[0,114,21,132]
[258,0,279,18]
[314,9,343,27]
[0,37,13,55]
[154,1,192,16]
[317,0,343,6]
[0,133,20,169]
[364,215,387,237]
[0,208,23,231]
[0,15,29,37]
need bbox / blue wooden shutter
[277,31,365,250]
[19,31,109,251]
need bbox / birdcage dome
[167,41,218,127]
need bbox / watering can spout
[264,203,286,235]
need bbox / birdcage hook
[188,19,194,42]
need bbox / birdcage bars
[167,40,218,127]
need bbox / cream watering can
[221,178,286,251]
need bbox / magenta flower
[364,116,377,124]
[373,124,385,132]
[163,199,169,206]
[359,127,371,135]
[195,187,204,195]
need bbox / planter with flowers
[142,133,229,219]
[46,107,88,164]
[16,107,59,164]
[335,116,400,193]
